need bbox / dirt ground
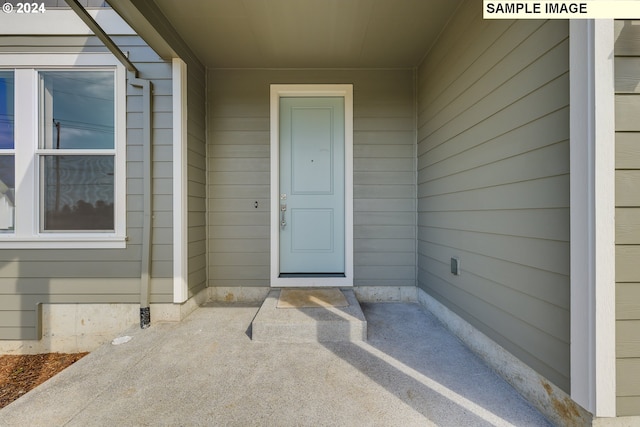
[0,353,88,409]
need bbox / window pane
[40,71,114,149]
[0,71,14,150]
[0,156,14,231]
[42,155,114,231]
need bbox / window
[0,71,15,233]
[39,71,115,231]
[0,54,126,248]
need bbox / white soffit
[152,0,463,68]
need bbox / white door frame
[270,84,353,287]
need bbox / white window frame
[0,53,126,249]
[0,69,15,232]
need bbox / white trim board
[569,19,616,417]
[269,84,354,287]
[172,58,189,303]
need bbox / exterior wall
[0,35,174,340]
[207,69,415,288]
[186,58,207,298]
[614,19,640,417]
[416,3,571,392]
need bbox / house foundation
[416,287,592,426]
[0,287,209,354]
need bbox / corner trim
[569,19,617,416]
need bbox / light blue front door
[279,97,345,274]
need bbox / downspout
[130,76,153,329]
[65,0,153,329]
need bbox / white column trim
[570,19,616,417]
[172,58,189,303]
[269,84,354,287]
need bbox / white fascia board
[569,19,616,417]
[0,9,135,35]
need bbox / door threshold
[279,273,346,278]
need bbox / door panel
[280,97,344,274]
[291,209,333,251]
[291,108,333,194]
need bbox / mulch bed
[0,353,88,409]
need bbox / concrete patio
[0,301,552,426]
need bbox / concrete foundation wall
[417,288,589,426]
[0,286,207,354]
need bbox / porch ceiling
[151,0,464,69]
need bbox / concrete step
[251,288,367,343]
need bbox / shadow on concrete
[287,296,551,426]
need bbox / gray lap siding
[207,69,416,288]
[416,4,571,393]
[0,35,174,340]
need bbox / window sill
[0,236,127,249]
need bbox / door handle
[280,204,287,229]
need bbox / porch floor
[0,302,551,426]
[252,289,367,342]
